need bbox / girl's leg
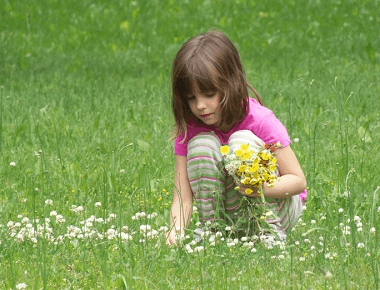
[187,132,227,222]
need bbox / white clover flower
[21,217,29,224]
[251,247,257,253]
[159,226,168,232]
[194,246,204,252]
[294,241,300,245]
[147,212,158,219]
[241,236,248,242]
[299,257,305,262]
[354,215,361,222]
[311,220,316,224]
[278,254,285,260]
[45,199,53,206]
[16,283,27,290]
[370,227,375,234]
[7,221,14,229]
[109,213,116,219]
[343,191,350,197]
[304,239,310,243]
[195,221,202,227]
[357,227,362,233]
[10,161,16,167]
[356,222,362,228]
[96,218,104,223]
[338,208,344,213]
[56,215,65,223]
[120,169,125,174]
[293,138,299,143]
[94,202,101,208]
[310,245,315,250]
[357,243,365,248]
[342,226,351,235]
[50,211,57,217]
[325,271,333,279]
[378,206,380,213]
[140,224,151,234]
[320,216,326,220]
[225,226,232,231]
[192,206,198,212]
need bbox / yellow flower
[240,143,250,152]
[239,164,247,173]
[234,186,240,191]
[242,177,251,184]
[220,145,230,155]
[259,151,270,160]
[249,164,259,173]
[271,157,277,164]
[242,151,252,160]
[269,164,276,172]
[236,149,243,157]
[245,188,253,195]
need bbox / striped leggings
[187,130,303,235]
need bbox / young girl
[167,30,307,245]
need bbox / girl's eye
[187,96,195,101]
[206,93,215,98]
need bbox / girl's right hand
[166,231,177,245]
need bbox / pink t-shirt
[174,97,308,202]
[174,97,291,156]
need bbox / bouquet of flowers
[219,142,282,237]
[220,142,281,196]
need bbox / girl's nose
[196,98,206,110]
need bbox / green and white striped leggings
[187,130,304,235]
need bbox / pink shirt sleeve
[174,135,187,156]
[255,113,291,148]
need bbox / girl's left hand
[235,180,259,198]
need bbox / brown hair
[171,30,262,141]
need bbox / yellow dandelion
[236,149,243,157]
[240,143,250,152]
[245,188,253,195]
[242,151,252,160]
[249,164,259,173]
[234,186,240,191]
[220,145,230,155]
[242,177,251,184]
[269,164,276,172]
[239,164,247,173]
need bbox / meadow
[1,0,380,289]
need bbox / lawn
[1,0,380,289]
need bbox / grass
[1,0,380,288]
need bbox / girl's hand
[166,231,177,246]
[235,180,259,198]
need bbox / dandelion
[10,161,16,166]
[220,145,230,155]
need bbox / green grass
[1,0,380,288]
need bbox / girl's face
[187,89,222,127]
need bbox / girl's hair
[171,30,262,141]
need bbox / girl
[167,30,307,245]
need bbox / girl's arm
[167,154,193,245]
[239,146,307,198]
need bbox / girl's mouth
[201,113,212,118]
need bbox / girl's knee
[228,130,264,151]
[188,132,222,155]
